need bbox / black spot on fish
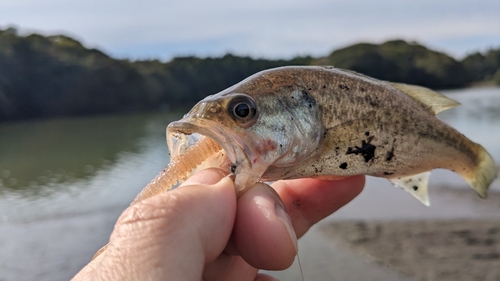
[365,131,370,136]
[346,139,377,162]
[386,147,395,162]
[360,87,366,92]
[384,172,394,175]
[300,89,317,108]
[279,144,283,148]
[338,84,350,90]
[312,164,322,173]
[365,95,380,108]
[339,162,348,169]
[412,185,418,191]
[323,130,328,139]
[322,85,327,89]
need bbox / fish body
[167,66,497,205]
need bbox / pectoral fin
[389,172,431,206]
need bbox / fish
[162,66,497,206]
[93,65,497,260]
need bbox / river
[0,86,499,280]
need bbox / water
[0,87,499,222]
[0,112,179,222]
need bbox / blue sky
[1,0,499,61]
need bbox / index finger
[272,176,365,238]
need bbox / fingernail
[180,168,228,186]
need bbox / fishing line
[297,252,305,281]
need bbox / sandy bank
[324,219,500,281]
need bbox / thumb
[99,169,237,280]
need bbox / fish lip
[166,119,252,169]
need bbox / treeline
[315,40,500,89]
[0,27,499,122]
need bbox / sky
[1,0,499,61]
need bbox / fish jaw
[167,117,253,177]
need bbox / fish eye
[234,102,251,118]
[228,95,257,125]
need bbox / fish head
[167,68,323,193]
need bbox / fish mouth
[166,119,254,176]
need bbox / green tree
[462,48,500,82]
[315,40,469,89]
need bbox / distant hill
[0,27,498,122]
[462,49,500,83]
[315,40,469,89]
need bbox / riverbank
[324,218,500,281]
[322,186,500,281]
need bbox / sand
[324,219,500,281]
[321,187,500,281]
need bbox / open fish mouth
[166,119,254,177]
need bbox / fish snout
[185,100,223,121]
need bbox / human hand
[73,169,364,281]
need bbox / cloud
[1,0,499,60]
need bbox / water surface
[0,112,177,222]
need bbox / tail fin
[465,144,497,198]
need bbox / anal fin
[389,172,431,206]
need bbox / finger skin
[230,176,364,271]
[73,169,237,281]
[273,176,365,238]
[233,183,297,270]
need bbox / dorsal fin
[390,83,460,115]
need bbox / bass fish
[135,66,497,206]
